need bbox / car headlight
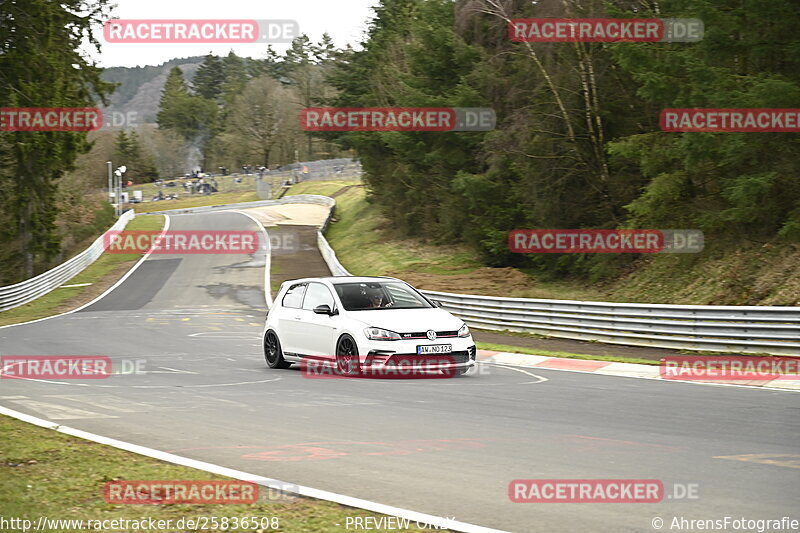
[458,323,470,337]
[364,327,401,341]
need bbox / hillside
[100,57,204,123]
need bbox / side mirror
[313,304,336,315]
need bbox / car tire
[336,334,361,376]
[264,331,291,369]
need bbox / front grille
[400,330,459,340]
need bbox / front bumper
[359,337,477,370]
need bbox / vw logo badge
[426,330,437,341]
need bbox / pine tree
[157,67,218,143]
[114,130,131,161]
[220,52,249,106]
[254,46,284,80]
[113,130,157,182]
[313,33,337,64]
[0,0,114,278]
[192,54,225,101]
[157,67,191,131]
[284,35,314,73]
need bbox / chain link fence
[255,158,362,200]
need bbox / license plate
[417,344,452,355]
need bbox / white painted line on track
[8,400,117,420]
[157,366,198,374]
[0,376,283,389]
[187,331,257,338]
[482,358,800,393]
[46,394,150,413]
[479,362,549,384]
[0,406,509,533]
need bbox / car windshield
[333,281,433,311]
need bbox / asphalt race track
[1,210,798,532]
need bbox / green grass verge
[318,186,482,277]
[286,181,605,299]
[285,180,361,198]
[602,242,800,305]
[0,215,164,327]
[270,262,284,295]
[475,342,660,366]
[0,415,446,533]
[284,180,800,306]
[133,191,260,214]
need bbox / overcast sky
[88,0,380,67]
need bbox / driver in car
[366,287,392,308]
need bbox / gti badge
[426,330,437,341]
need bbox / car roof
[281,276,402,286]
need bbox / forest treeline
[0,0,345,283]
[0,0,115,281]
[153,35,344,176]
[1,0,798,285]
[323,0,800,278]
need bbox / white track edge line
[481,360,800,392]
[0,406,507,533]
[0,215,172,330]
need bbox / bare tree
[460,0,619,220]
[462,0,576,143]
[138,124,190,178]
[223,75,296,168]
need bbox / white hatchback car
[263,276,476,376]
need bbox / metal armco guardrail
[144,194,335,216]
[0,210,135,312]
[417,291,800,356]
[313,200,800,356]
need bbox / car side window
[282,283,307,308]
[302,282,335,311]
